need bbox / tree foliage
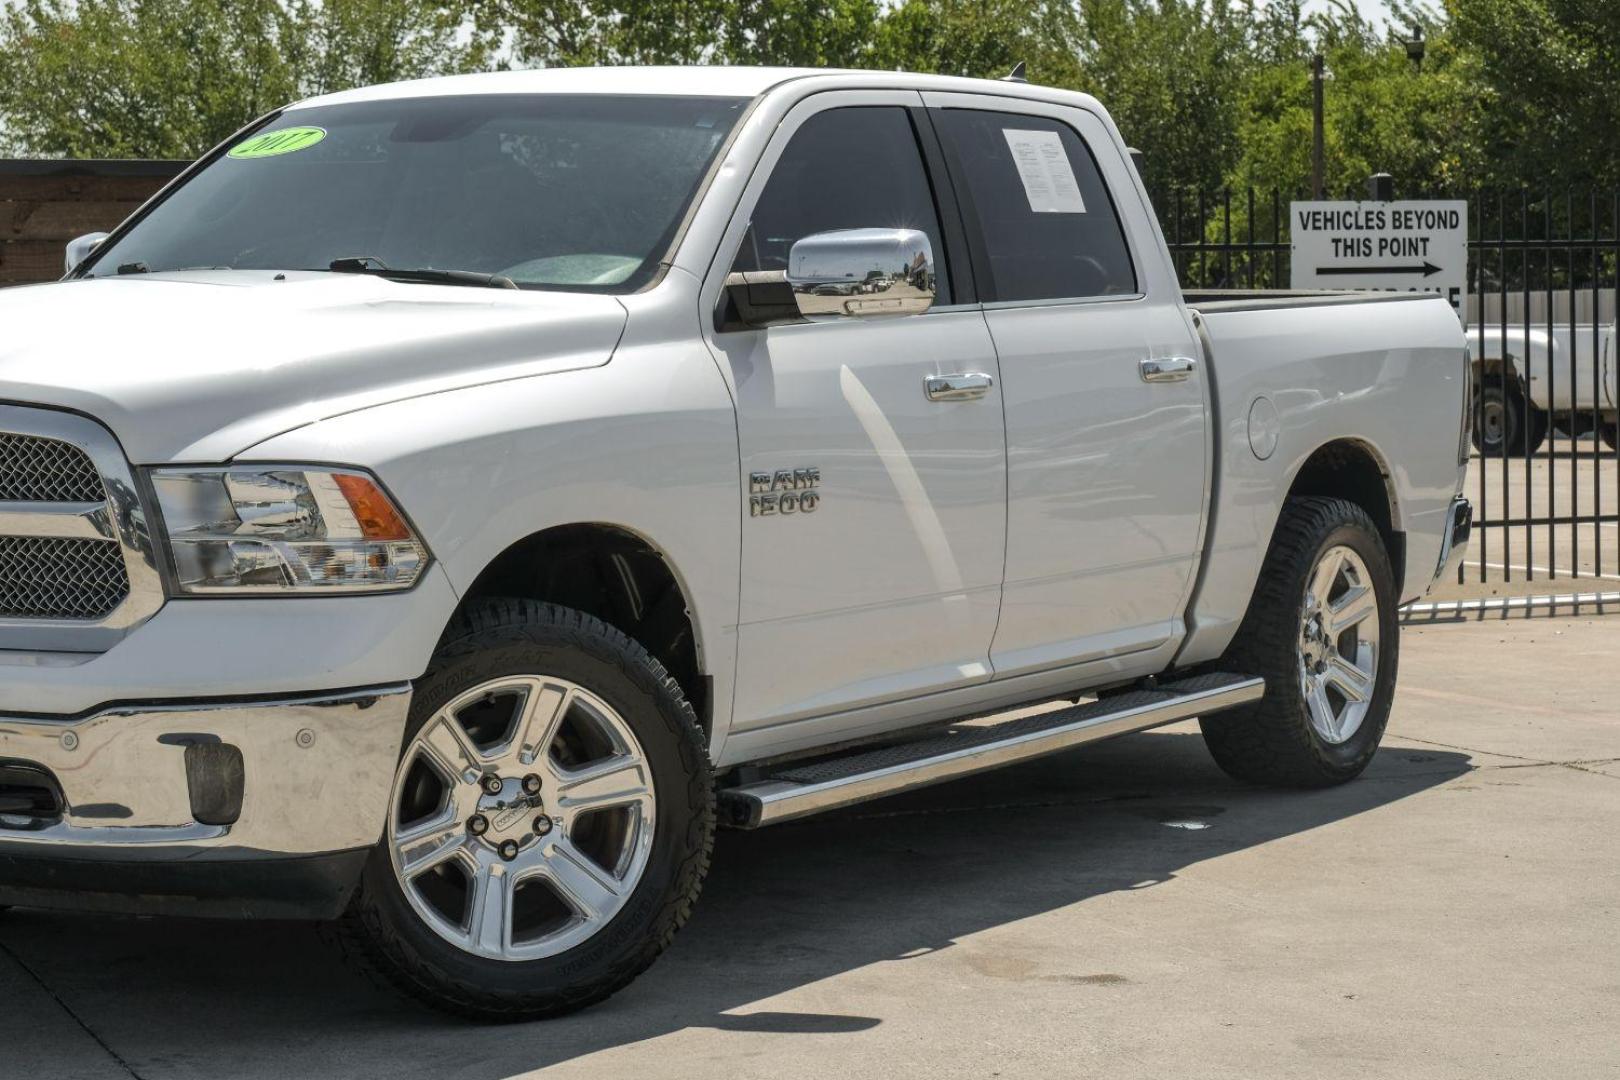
[1066,0,1261,193]
[0,0,470,157]
[869,1,1082,86]
[1450,0,1620,189]
[1227,2,1489,198]
[457,0,884,68]
[0,0,1613,201]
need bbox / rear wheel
[1200,496,1399,787]
[1473,381,1547,456]
[343,600,713,1021]
[1601,422,1618,451]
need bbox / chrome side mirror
[787,228,936,319]
[65,232,110,274]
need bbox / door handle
[925,372,995,402]
[1140,357,1198,383]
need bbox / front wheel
[1200,496,1400,788]
[343,600,714,1021]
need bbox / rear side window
[933,110,1135,303]
[731,106,951,304]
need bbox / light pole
[1311,54,1328,200]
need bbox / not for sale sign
[1290,200,1468,322]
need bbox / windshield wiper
[327,256,518,290]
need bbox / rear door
[704,94,1008,735]
[925,94,1208,680]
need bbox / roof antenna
[1002,61,1028,84]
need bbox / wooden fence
[1,159,187,285]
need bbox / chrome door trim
[1140,357,1198,383]
[980,293,1145,312]
[924,372,995,402]
[0,404,165,652]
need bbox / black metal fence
[1155,187,1620,596]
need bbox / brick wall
[1,160,188,285]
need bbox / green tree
[869,0,1083,86]
[459,0,728,67]
[0,0,294,157]
[1225,2,1487,198]
[1449,0,1620,189]
[1068,0,1262,195]
[456,0,881,68]
[0,0,472,158]
[284,0,473,98]
[719,0,883,67]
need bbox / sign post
[1290,200,1468,323]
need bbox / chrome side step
[718,673,1264,828]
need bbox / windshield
[83,94,749,292]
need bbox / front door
[927,96,1209,679]
[708,95,1007,734]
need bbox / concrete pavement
[2,614,1617,1079]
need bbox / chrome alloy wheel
[1297,545,1381,745]
[387,676,656,962]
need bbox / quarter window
[731,106,951,304]
[934,110,1136,303]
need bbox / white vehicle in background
[3,66,1470,1020]
[1468,321,1618,453]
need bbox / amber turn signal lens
[333,473,412,541]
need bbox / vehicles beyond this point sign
[1290,200,1468,323]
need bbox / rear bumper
[0,685,410,917]
[1432,497,1473,587]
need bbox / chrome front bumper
[1434,497,1473,584]
[0,685,410,860]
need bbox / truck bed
[1173,290,1467,666]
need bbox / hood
[0,271,627,463]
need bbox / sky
[1301,0,1402,28]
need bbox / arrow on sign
[1316,262,1443,278]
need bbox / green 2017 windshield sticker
[228,126,327,159]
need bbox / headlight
[151,467,429,595]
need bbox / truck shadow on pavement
[0,729,1471,1080]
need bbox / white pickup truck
[1468,320,1617,453]
[0,67,1470,1019]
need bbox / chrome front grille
[0,407,163,651]
[0,432,107,503]
[0,535,130,619]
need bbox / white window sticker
[1001,129,1087,214]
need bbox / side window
[933,109,1136,303]
[732,106,951,304]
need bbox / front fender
[243,335,743,753]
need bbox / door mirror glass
[65,232,110,274]
[786,228,935,319]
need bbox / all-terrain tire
[1199,496,1400,788]
[341,599,714,1021]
